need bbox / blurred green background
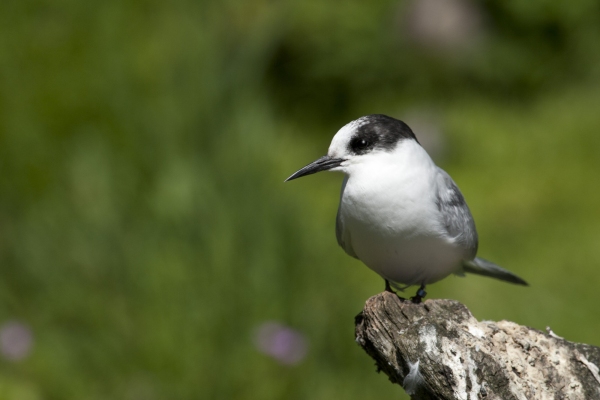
[1,0,600,398]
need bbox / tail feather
[462,257,528,286]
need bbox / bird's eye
[349,134,377,154]
[351,138,370,149]
[358,139,369,148]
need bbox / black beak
[285,156,345,182]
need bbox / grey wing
[336,207,358,259]
[435,168,478,259]
[335,177,359,259]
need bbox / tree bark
[355,292,600,400]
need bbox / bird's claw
[410,286,427,304]
[384,280,395,293]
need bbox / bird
[285,114,527,302]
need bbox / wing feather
[435,168,478,259]
[336,177,359,259]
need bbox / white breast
[338,141,465,286]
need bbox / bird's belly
[339,169,464,287]
[350,226,464,287]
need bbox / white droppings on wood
[357,293,600,400]
[419,325,439,355]
[473,320,588,400]
[403,359,424,396]
[467,325,484,339]
[577,352,600,385]
[465,351,480,400]
[508,382,529,400]
[440,337,468,399]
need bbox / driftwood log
[355,292,600,399]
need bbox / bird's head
[285,114,419,181]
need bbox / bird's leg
[384,279,408,301]
[410,284,427,304]
[384,279,395,293]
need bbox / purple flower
[253,321,308,365]
[0,320,34,361]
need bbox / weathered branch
[355,292,600,399]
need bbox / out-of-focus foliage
[267,0,600,126]
[0,0,599,399]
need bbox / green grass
[0,1,599,399]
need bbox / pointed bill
[285,156,345,182]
